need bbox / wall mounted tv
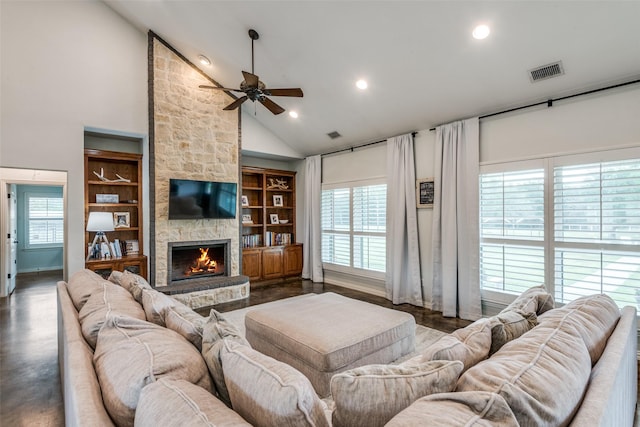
[168,179,237,220]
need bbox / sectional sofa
[57,269,637,426]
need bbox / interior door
[6,184,17,295]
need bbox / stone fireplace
[168,239,230,286]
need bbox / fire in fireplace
[187,248,218,276]
[168,240,230,284]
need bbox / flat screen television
[168,179,237,220]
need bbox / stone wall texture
[153,39,240,287]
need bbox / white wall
[481,85,640,164]
[1,0,148,275]
[241,112,304,159]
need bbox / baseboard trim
[18,266,63,274]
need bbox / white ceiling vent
[529,61,564,83]
[327,131,342,140]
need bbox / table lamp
[86,212,115,261]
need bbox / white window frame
[321,178,387,280]
[480,147,640,309]
[25,192,64,249]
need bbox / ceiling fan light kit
[199,29,303,115]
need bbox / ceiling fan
[199,29,303,115]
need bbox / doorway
[0,168,67,298]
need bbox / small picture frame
[416,178,435,209]
[241,195,249,207]
[96,194,119,204]
[242,214,253,224]
[273,195,284,207]
[270,213,279,224]
[113,212,130,228]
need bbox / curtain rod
[429,78,640,131]
[321,131,418,157]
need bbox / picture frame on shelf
[273,194,284,207]
[96,194,119,204]
[270,213,279,224]
[416,178,435,208]
[241,195,249,207]
[242,214,253,224]
[113,212,130,228]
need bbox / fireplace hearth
[168,240,230,285]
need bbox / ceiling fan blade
[259,97,285,115]
[199,85,242,92]
[264,88,304,97]
[242,71,259,88]
[223,96,248,111]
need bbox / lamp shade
[86,212,115,232]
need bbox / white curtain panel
[431,118,481,320]
[302,155,324,282]
[385,133,423,306]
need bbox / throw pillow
[78,281,146,349]
[163,303,207,350]
[220,339,330,427]
[67,269,108,311]
[416,318,492,371]
[386,391,519,427]
[141,288,177,326]
[201,309,250,407]
[489,310,537,355]
[135,378,251,426]
[330,360,464,427]
[119,270,152,304]
[107,270,123,286]
[500,284,554,316]
[94,315,213,427]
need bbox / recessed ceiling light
[356,79,368,90]
[472,24,490,40]
[198,55,211,66]
[289,111,299,119]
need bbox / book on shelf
[242,234,262,248]
[265,232,292,246]
[125,239,139,255]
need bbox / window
[322,180,386,275]
[26,194,63,247]
[479,148,640,309]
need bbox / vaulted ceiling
[106,1,640,157]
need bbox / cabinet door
[261,247,284,280]
[283,245,303,276]
[242,249,262,281]
[122,258,147,280]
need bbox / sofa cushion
[330,360,463,427]
[538,293,620,364]
[119,270,152,304]
[78,281,145,349]
[413,318,492,371]
[163,303,207,351]
[386,391,519,426]
[457,309,593,426]
[135,378,251,426]
[107,270,123,286]
[201,309,250,407]
[94,315,213,427]
[500,284,554,315]
[220,339,330,427]
[141,288,177,326]
[67,269,108,311]
[489,310,537,355]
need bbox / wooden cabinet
[284,244,303,277]
[84,149,147,279]
[240,165,302,282]
[86,255,148,280]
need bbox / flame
[186,248,217,275]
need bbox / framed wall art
[416,178,435,208]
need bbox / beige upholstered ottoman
[244,292,416,397]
